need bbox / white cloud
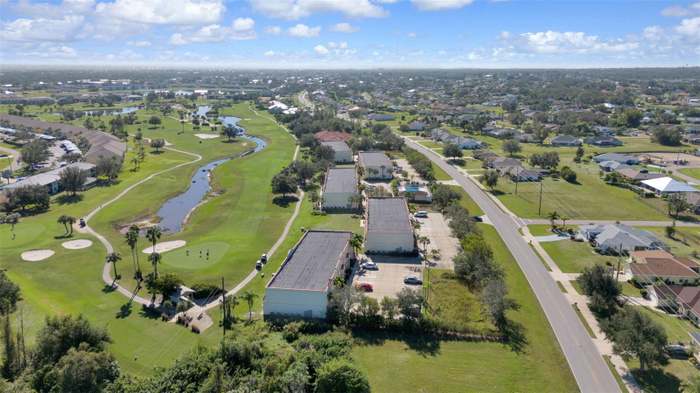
[265,26,282,35]
[314,44,329,55]
[407,32,417,38]
[0,15,85,42]
[511,31,639,54]
[288,23,321,37]
[331,22,358,33]
[264,50,276,56]
[411,0,474,11]
[643,25,664,40]
[170,18,256,45]
[19,43,78,58]
[662,5,692,17]
[96,0,225,25]
[127,40,152,47]
[467,51,482,60]
[12,0,95,17]
[248,0,387,20]
[676,16,700,39]
[231,17,256,39]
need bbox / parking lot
[415,212,460,269]
[352,254,423,300]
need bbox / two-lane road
[405,138,620,393]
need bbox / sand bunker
[143,240,186,254]
[195,133,219,139]
[62,239,93,250]
[21,249,55,262]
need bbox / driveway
[395,158,421,181]
[353,254,422,300]
[416,212,460,269]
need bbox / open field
[640,227,700,259]
[540,238,619,273]
[0,101,297,375]
[494,162,670,220]
[353,224,578,392]
[679,167,700,180]
[446,185,484,216]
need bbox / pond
[155,114,266,233]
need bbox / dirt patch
[194,133,219,139]
[143,240,187,254]
[21,249,55,261]
[62,239,93,249]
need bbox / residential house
[640,177,698,196]
[485,127,518,139]
[407,121,427,132]
[580,223,666,254]
[550,134,582,147]
[365,197,415,254]
[614,167,665,183]
[320,141,353,164]
[430,128,484,149]
[488,157,522,174]
[593,153,639,165]
[264,230,355,319]
[358,151,393,180]
[398,182,432,202]
[654,285,700,325]
[367,113,395,122]
[508,168,542,182]
[2,162,97,196]
[314,131,352,143]
[321,168,359,211]
[628,250,700,285]
[599,161,628,172]
[586,136,623,147]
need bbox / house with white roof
[640,177,698,196]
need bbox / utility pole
[515,166,520,195]
[616,245,623,281]
[537,181,543,216]
[221,277,226,340]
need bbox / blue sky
[0,0,699,67]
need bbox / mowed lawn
[353,224,579,393]
[91,103,297,291]
[641,227,700,260]
[625,306,699,393]
[495,162,669,220]
[679,167,700,181]
[233,195,362,316]
[0,147,225,376]
[540,238,619,273]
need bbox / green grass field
[540,239,619,273]
[641,227,700,260]
[0,101,298,376]
[495,162,669,220]
[679,167,700,180]
[353,224,578,392]
[446,185,484,216]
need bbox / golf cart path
[89,109,302,312]
[84,146,203,306]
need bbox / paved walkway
[524,218,700,227]
[88,108,304,319]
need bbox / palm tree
[146,226,161,254]
[106,252,122,281]
[418,235,431,255]
[350,233,364,256]
[57,215,70,235]
[148,251,161,278]
[241,291,258,321]
[560,216,568,230]
[547,211,560,231]
[125,225,141,281]
[66,216,76,236]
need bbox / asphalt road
[404,138,621,393]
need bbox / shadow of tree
[116,302,133,319]
[272,195,299,207]
[351,330,442,357]
[101,284,116,293]
[499,319,528,353]
[56,194,84,205]
[631,367,681,393]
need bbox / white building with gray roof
[364,197,415,254]
[320,141,353,163]
[358,151,393,180]
[580,223,666,254]
[321,168,359,211]
[264,230,355,319]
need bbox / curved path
[84,146,203,305]
[89,111,303,313]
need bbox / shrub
[560,166,577,183]
[191,283,222,299]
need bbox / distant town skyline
[1,0,699,68]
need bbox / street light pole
[538,181,543,216]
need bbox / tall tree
[106,252,121,281]
[59,167,87,196]
[148,252,162,279]
[603,306,667,371]
[125,225,142,281]
[240,291,258,321]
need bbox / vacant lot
[415,212,460,269]
[540,238,618,273]
[641,226,700,260]
[495,162,669,220]
[353,224,578,392]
